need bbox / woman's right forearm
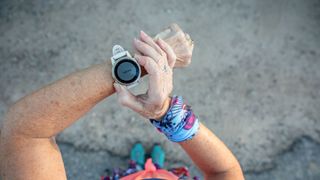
[179,123,244,179]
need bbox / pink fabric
[120,158,179,180]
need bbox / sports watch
[111,45,141,88]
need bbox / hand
[154,23,194,68]
[114,31,176,119]
[135,24,194,68]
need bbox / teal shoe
[130,143,145,166]
[151,144,165,168]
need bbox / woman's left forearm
[2,61,116,139]
[1,25,194,139]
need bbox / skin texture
[180,123,244,179]
[0,31,243,179]
[116,32,244,180]
[114,31,175,120]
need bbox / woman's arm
[116,32,244,179]
[0,29,193,179]
[0,61,116,179]
[2,62,114,139]
[179,123,244,179]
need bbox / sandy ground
[0,0,320,179]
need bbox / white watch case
[111,45,141,88]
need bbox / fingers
[114,83,144,113]
[156,38,177,68]
[134,38,161,62]
[135,54,162,93]
[140,31,164,56]
[134,54,159,75]
[133,44,142,56]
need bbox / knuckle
[144,58,151,66]
[149,57,156,63]
[139,42,148,50]
[144,56,152,62]
[159,50,166,57]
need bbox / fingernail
[134,38,142,45]
[140,30,147,37]
[158,38,164,43]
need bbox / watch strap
[111,45,132,65]
[111,44,139,88]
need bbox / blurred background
[0,0,320,179]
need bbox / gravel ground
[1,0,320,179]
[59,136,320,179]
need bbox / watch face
[114,59,140,84]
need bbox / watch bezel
[112,57,141,86]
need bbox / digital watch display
[114,59,140,84]
[111,45,141,88]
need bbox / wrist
[149,95,200,142]
[154,97,171,120]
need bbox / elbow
[1,106,15,138]
[204,162,244,180]
[1,106,24,139]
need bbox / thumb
[114,83,144,113]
